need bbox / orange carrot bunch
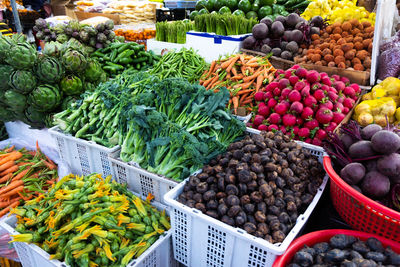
[0,142,58,217]
[199,54,276,115]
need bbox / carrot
[0,165,18,177]
[11,169,30,182]
[243,69,263,83]
[43,160,57,170]
[221,55,239,69]
[231,75,244,80]
[0,173,12,184]
[205,60,216,79]
[0,161,15,172]
[202,75,216,87]
[0,196,22,208]
[239,92,249,103]
[245,63,261,68]
[240,66,246,75]
[240,99,253,105]
[0,180,24,195]
[231,67,238,77]
[0,200,20,217]
[17,192,31,201]
[234,81,253,90]
[4,146,15,153]
[45,155,55,166]
[226,57,238,73]
[256,74,264,92]
[46,179,55,185]
[0,186,24,199]
[232,96,239,114]
[0,152,22,166]
[206,75,219,90]
[246,57,258,64]
[236,89,254,96]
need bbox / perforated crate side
[14,242,34,267]
[170,207,191,266]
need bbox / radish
[289,75,299,86]
[254,91,265,102]
[312,82,322,91]
[305,138,312,144]
[275,103,288,115]
[281,88,292,98]
[301,107,314,120]
[268,113,281,124]
[268,124,279,131]
[352,95,358,101]
[313,89,325,101]
[342,107,350,114]
[281,100,290,109]
[282,114,296,126]
[262,92,268,101]
[291,65,300,70]
[319,100,333,110]
[278,78,290,89]
[288,90,301,102]
[333,81,345,91]
[343,86,355,98]
[258,124,268,131]
[333,102,344,112]
[295,68,308,78]
[312,138,322,146]
[266,81,279,92]
[332,74,340,81]
[280,125,287,134]
[304,95,317,107]
[292,126,299,135]
[325,121,337,132]
[265,91,273,100]
[276,69,284,76]
[267,98,277,109]
[321,76,332,86]
[246,123,253,127]
[350,83,361,94]
[253,115,265,126]
[340,76,350,85]
[294,80,306,91]
[296,117,304,125]
[306,70,320,84]
[258,105,270,117]
[284,70,293,79]
[336,95,345,103]
[328,87,338,94]
[343,98,355,109]
[301,85,311,97]
[321,84,330,92]
[305,119,319,130]
[328,91,338,102]
[273,87,281,96]
[316,129,327,140]
[290,101,304,114]
[332,111,345,124]
[316,107,333,124]
[298,127,310,138]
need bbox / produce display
[178,131,325,243]
[53,70,246,180]
[34,18,120,50]
[301,0,376,25]
[199,54,276,114]
[194,13,257,36]
[289,234,400,266]
[192,0,290,21]
[155,20,194,43]
[150,48,206,83]
[248,65,360,145]
[324,121,400,212]
[378,29,400,80]
[0,143,58,217]
[354,77,400,127]
[295,19,374,71]
[115,26,156,42]
[242,13,324,60]
[104,0,159,25]
[10,173,170,266]
[91,41,159,77]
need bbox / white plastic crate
[109,152,178,205]
[164,139,328,267]
[0,202,177,267]
[48,126,120,178]
[147,39,187,55]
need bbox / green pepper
[272,4,285,14]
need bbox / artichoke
[0,105,15,122]
[36,56,64,83]
[79,30,89,43]
[29,84,62,112]
[105,20,114,30]
[82,45,95,54]
[11,33,26,43]
[8,70,37,94]
[84,59,104,83]
[62,49,87,73]
[61,38,84,54]
[61,96,78,110]
[83,82,96,92]
[4,90,27,113]
[34,18,48,30]
[97,33,107,43]
[23,105,46,128]
[0,65,14,91]
[56,34,68,44]
[60,75,83,96]
[43,41,63,57]
[0,35,14,61]
[6,42,37,70]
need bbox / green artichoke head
[83,59,104,83]
[0,65,14,91]
[4,90,27,113]
[6,42,37,70]
[62,49,87,73]
[29,84,62,112]
[8,70,37,94]
[60,75,84,96]
[36,56,64,83]
[23,105,46,129]
[43,41,63,57]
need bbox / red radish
[352,95,358,101]
[340,76,350,85]
[284,70,293,79]
[316,108,333,124]
[288,90,301,102]
[314,89,325,101]
[254,91,265,102]
[301,107,314,120]
[350,83,361,94]
[266,82,279,91]
[258,102,266,107]
[276,69,284,76]
[343,87,355,98]
[289,76,299,86]
[290,101,304,114]
[268,124,279,131]
[332,74,340,81]
[282,114,296,126]
[268,113,281,124]
[281,88,292,98]
[312,138,322,146]
[292,126,299,135]
[328,91,338,102]
[298,127,310,138]
[285,131,293,137]
[321,76,332,86]
[291,65,300,70]
[342,107,349,114]
[306,70,320,84]
[262,92,268,101]
[325,122,337,132]
[280,125,287,134]
[305,138,312,144]
[295,68,308,78]
[301,85,311,97]
[336,95,345,103]
[343,98,355,109]
[278,79,290,89]
[267,98,277,109]
[304,95,317,107]
[316,129,327,140]
[305,119,319,130]
[319,100,333,110]
[332,111,345,124]
[258,105,270,117]
[321,84,330,92]
[279,95,286,101]
[273,87,281,96]
[275,103,288,115]
[333,102,344,112]
[328,87,338,93]
[265,91,273,100]
[294,81,306,91]
[246,123,253,127]
[253,115,265,126]
[312,82,322,91]
[258,124,268,131]
[281,100,290,109]
[333,81,345,91]
[296,117,304,125]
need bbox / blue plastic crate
[164,0,196,8]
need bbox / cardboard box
[74,11,120,25]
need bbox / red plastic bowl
[273,229,400,267]
[323,156,400,241]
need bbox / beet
[271,47,282,57]
[252,23,269,40]
[371,130,400,155]
[286,41,299,54]
[310,16,324,28]
[271,21,284,37]
[281,51,293,60]
[377,153,400,177]
[242,36,256,49]
[260,17,273,28]
[275,15,286,25]
[286,13,301,28]
[340,163,366,185]
[348,141,376,158]
[310,27,320,35]
[361,171,391,198]
[291,29,303,43]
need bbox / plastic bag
[378,47,400,80]
[0,227,18,262]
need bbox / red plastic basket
[323,156,400,242]
[273,229,400,267]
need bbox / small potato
[321,48,332,56]
[362,38,372,48]
[313,40,320,46]
[311,34,320,40]
[321,60,327,65]
[352,57,362,66]
[311,54,321,63]
[331,33,341,41]
[353,36,363,43]
[354,42,364,50]
[345,36,353,42]
[315,61,323,66]
[368,42,373,53]
[341,43,354,52]
[354,64,364,71]
[341,22,352,31]
[357,23,364,30]
[325,25,333,34]
[352,28,361,35]
[356,33,364,38]
[333,27,342,34]
[337,62,346,69]
[363,57,372,69]
[334,55,345,65]
[342,31,349,37]
[349,19,359,26]
[356,50,368,61]
[362,21,372,28]
[328,61,336,67]
[319,43,330,50]
[332,22,341,28]
[365,26,374,33]
[322,32,330,38]
[306,49,315,55]
[324,54,334,62]
[333,49,344,57]
[337,38,346,45]
[345,60,351,68]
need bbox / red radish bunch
[248,65,360,145]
